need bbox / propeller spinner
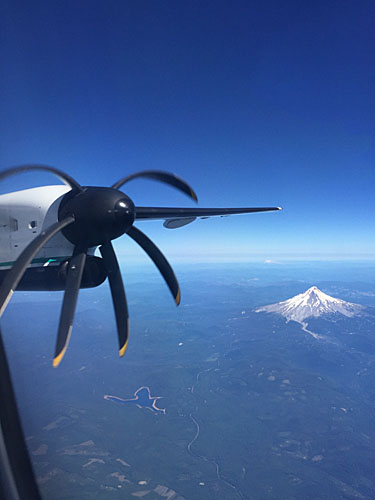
[0,164,280,366]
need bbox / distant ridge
[255,286,364,324]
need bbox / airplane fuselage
[0,186,106,290]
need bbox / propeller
[0,165,195,366]
[127,226,181,305]
[0,216,75,317]
[112,170,198,201]
[99,241,129,357]
[0,164,82,191]
[53,246,87,367]
[0,164,281,366]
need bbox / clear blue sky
[1,0,374,262]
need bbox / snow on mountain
[256,286,364,324]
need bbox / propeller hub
[59,187,135,247]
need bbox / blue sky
[1,0,374,262]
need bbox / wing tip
[175,288,181,306]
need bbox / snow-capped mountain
[256,286,364,324]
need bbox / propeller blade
[0,328,43,500]
[0,164,82,191]
[127,226,181,305]
[0,216,75,317]
[53,247,86,367]
[112,170,198,202]
[99,242,129,357]
[135,206,282,220]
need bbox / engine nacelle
[0,256,107,291]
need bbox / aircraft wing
[135,206,282,219]
[135,206,282,228]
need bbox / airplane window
[29,221,37,229]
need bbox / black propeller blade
[112,170,198,202]
[0,164,82,191]
[128,226,181,305]
[0,328,43,499]
[0,216,75,317]
[53,247,87,367]
[100,242,129,357]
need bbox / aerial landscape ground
[2,261,375,500]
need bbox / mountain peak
[256,286,363,324]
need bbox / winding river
[187,363,247,500]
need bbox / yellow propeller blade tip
[119,340,129,357]
[119,322,129,357]
[53,352,64,368]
